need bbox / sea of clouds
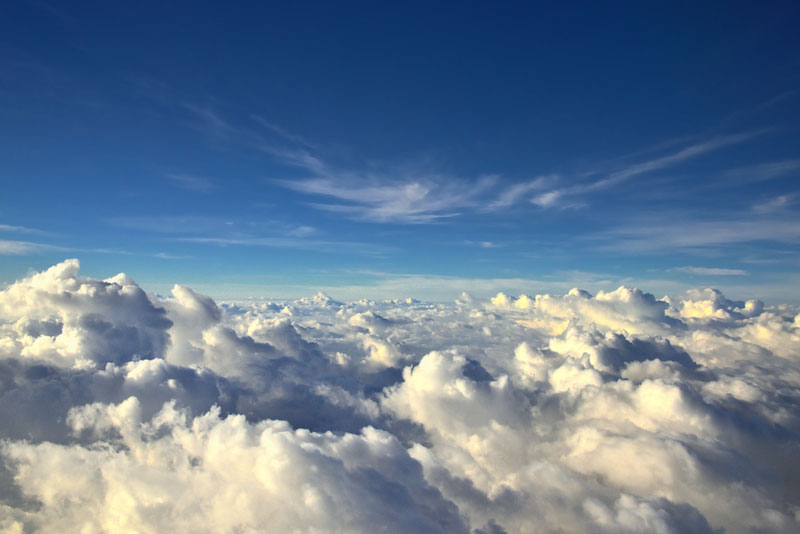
[1,259,799,533]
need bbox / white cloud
[3,399,467,534]
[0,239,56,255]
[279,174,497,223]
[484,176,554,211]
[0,224,46,234]
[464,240,502,248]
[1,260,800,533]
[673,266,749,276]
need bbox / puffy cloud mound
[0,260,171,368]
[2,398,466,534]
[1,260,799,534]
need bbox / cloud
[0,239,58,255]
[183,106,502,224]
[3,399,468,534]
[0,259,172,367]
[279,174,498,224]
[183,103,235,138]
[179,235,391,255]
[108,216,381,255]
[1,260,800,533]
[724,159,800,184]
[673,266,749,276]
[250,114,319,150]
[531,189,563,208]
[464,240,502,248]
[533,131,764,208]
[593,217,800,252]
[166,173,216,193]
[483,176,554,211]
[0,237,136,258]
[0,224,46,234]
[108,215,244,234]
[753,193,796,213]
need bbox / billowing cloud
[1,260,799,533]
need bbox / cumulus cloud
[1,260,800,533]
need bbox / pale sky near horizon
[2,1,799,302]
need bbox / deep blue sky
[2,1,799,301]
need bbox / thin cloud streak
[183,105,781,236]
[267,137,502,223]
[180,105,565,222]
[753,193,796,214]
[0,239,137,257]
[167,173,216,193]
[673,266,749,276]
[179,236,394,256]
[593,218,800,252]
[0,239,59,255]
[0,224,47,234]
[533,131,766,208]
[281,174,498,223]
[483,176,554,211]
[276,128,767,220]
[725,160,800,185]
[250,114,319,150]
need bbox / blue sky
[1,1,799,301]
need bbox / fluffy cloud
[0,260,171,368]
[3,399,466,534]
[1,260,800,533]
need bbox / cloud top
[1,260,799,533]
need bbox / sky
[1,1,799,301]
[3,5,800,532]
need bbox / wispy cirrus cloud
[0,223,47,234]
[250,114,319,150]
[753,193,796,214]
[108,215,318,239]
[272,145,567,222]
[0,239,59,255]
[724,159,800,184]
[185,105,499,223]
[464,240,503,248]
[0,239,141,257]
[183,103,779,226]
[180,236,392,256]
[482,176,554,211]
[108,215,384,255]
[182,104,567,222]
[672,266,749,276]
[278,172,498,223]
[108,216,235,234]
[532,131,766,208]
[592,217,800,253]
[167,173,216,193]
[273,128,767,220]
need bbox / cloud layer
[1,260,799,533]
